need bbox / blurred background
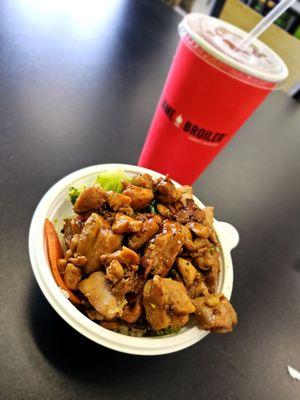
[163,0,300,98]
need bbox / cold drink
[138,14,288,184]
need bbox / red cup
[138,14,288,184]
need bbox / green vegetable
[95,168,131,193]
[68,168,131,206]
[69,187,81,205]
[149,200,157,214]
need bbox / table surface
[1,1,300,399]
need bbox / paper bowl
[29,164,239,355]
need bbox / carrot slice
[44,219,81,304]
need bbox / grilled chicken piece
[176,199,205,225]
[205,264,220,293]
[62,219,74,243]
[182,225,197,252]
[155,176,181,204]
[62,219,73,242]
[202,206,214,227]
[128,214,162,250]
[175,257,198,288]
[100,210,116,225]
[182,225,210,254]
[57,259,67,275]
[77,213,123,274]
[135,213,162,222]
[177,185,193,202]
[122,182,154,210]
[157,199,205,225]
[142,221,185,277]
[132,173,154,189]
[202,207,218,243]
[101,247,143,296]
[111,267,142,296]
[193,294,237,333]
[188,239,211,258]
[187,222,210,238]
[70,214,87,234]
[63,215,86,242]
[64,263,82,290]
[78,271,126,320]
[143,276,195,330]
[120,293,143,323]
[74,185,106,213]
[111,213,143,234]
[68,255,87,267]
[167,201,185,214]
[193,250,220,293]
[157,203,174,219]
[100,246,140,266]
[194,251,219,271]
[106,191,133,215]
[188,278,209,299]
[106,260,124,284]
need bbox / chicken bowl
[29,164,239,355]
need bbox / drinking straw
[238,0,296,50]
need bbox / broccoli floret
[69,187,81,205]
[95,168,131,193]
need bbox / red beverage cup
[138,14,288,184]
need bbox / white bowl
[29,164,239,356]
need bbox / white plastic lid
[179,14,288,84]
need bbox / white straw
[238,0,296,50]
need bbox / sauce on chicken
[52,172,237,336]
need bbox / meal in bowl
[44,169,237,337]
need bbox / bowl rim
[28,163,239,356]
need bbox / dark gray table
[1,1,300,399]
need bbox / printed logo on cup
[175,115,183,128]
[161,98,227,146]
